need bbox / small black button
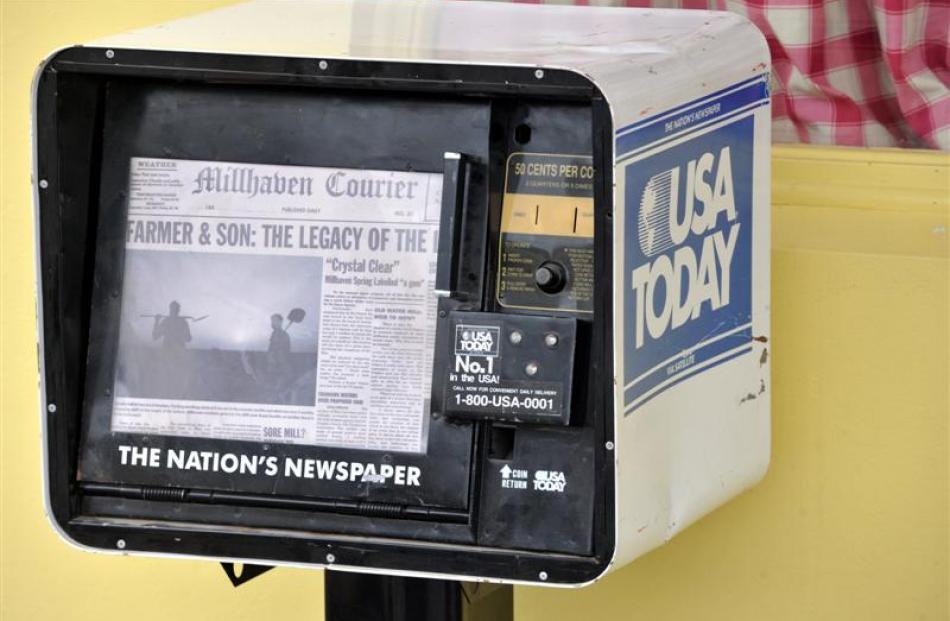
[535,261,566,294]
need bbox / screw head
[534,69,544,79]
[544,333,559,348]
[105,49,115,59]
[605,441,615,451]
[538,571,548,581]
[116,539,126,549]
[326,553,336,564]
[509,330,523,345]
[524,361,539,377]
[47,403,56,413]
[38,179,49,189]
[318,60,329,70]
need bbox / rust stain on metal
[739,380,767,404]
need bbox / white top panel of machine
[89,0,769,131]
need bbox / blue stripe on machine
[615,77,769,158]
[623,324,752,407]
[617,102,768,164]
[624,345,753,415]
[614,75,765,136]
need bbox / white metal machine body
[35,0,771,585]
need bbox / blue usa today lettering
[630,145,739,348]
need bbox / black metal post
[325,571,513,621]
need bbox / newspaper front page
[112,157,442,454]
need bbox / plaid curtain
[509,0,949,150]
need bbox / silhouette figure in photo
[266,313,293,403]
[152,301,192,350]
[150,301,192,397]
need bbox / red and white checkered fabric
[510,0,950,150]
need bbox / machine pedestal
[325,571,513,621]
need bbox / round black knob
[535,261,566,294]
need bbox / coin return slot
[489,425,516,460]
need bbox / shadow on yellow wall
[1,2,947,620]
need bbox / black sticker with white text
[438,314,575,425]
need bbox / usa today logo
[455,325,500,356]
[631,146,741,349]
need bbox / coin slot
[514,123,532,145]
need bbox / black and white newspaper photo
[115,249,322,406]
[111,157,443,453]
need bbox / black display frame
[35,46,616,585]
[78,81,487,512]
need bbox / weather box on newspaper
[32,0,771,614]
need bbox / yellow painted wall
[1,3,947,619]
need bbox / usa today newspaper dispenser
[34,0,771,589]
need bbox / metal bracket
[220,562,274,587]
[434,152,471,299]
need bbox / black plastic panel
[478,426,595,555]
[35,46,616,585]
[434,311,577,425]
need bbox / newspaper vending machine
[33,1,772,617]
